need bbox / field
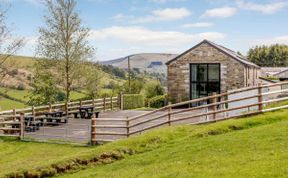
[1,109,288,177]
[0,87,87,111]
[0,55,125,111]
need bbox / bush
[56,91,66,102]
[149,95,166,108]
[123,79,144,94]
[123,94,144,110]
[145,81,165,99]
[16,83,26,90]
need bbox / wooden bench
[0,128,20,134]
[88,111,100,119]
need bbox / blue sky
[3,0,288,61]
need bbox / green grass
[0,87,30,102]
[70,91,86,101]
[0,87,86,111]
[0,97,27,111]
[1,109,288,177]
[58,112,288,178]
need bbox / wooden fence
[0,96,121,138]
[91,81,288,144]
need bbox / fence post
[103,97,106,112]
[65,101,68,116]
[126,117,129,138]
[13,108,16,121]
[168,102,172,126]
[110,96,113,111]
[258,83,263,111]
[92,98,95,108]
[80,100,83,107]
[32,105,35,117]
[91,118,97,145]
[118,92,122,110]
[212,92,217,120]
[121,94,124,110]
[19,113,24,140]
[49,102,52,112]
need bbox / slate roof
[166,40,260,68]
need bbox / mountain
[101,53,178,75]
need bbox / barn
[166,40,260,103]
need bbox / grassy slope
[61,118,288,178]
[0,55,124,111]
[1,110,288,177]
[0,88,86,111]
[0,97,27,110]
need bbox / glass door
[190,63,221,100]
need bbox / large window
[190,63,221,100]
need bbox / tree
[37,0,94,101]
[81,64,103,99]
[123,78,144,94]
[28,68,61,106]
[145,81,165,99]
[248,44,288,67]
[0,4,24,77]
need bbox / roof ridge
[166,40,260,68]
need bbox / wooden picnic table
[45,111,64,118]
[79,106,94,119]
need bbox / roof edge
[166,40,260,68]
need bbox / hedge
[148,95,166,108]
[123,94,144,110]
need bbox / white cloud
[90,26,225,46]
[181,22,214,28]
[253,35,288,46]
[237,0,288,14]
[202,7,237,18]
[112,13,126,20]
[131,8,191,23]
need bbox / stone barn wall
[167,42,248,103]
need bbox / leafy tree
[145,81,165,99]
[37,0,94,101]
[123,78,144,94]
[100,65,126,79]
[80,64,103,99]
[28,70,61,106]
[248,44,288,67]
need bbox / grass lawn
[0,87,86,111]
[1,109,288,177]
[70,91,86,100]
[58,112,288,178]
[0,87,30,102]
[0,97,27,111]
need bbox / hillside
[1,109,288,177]
[0,55,126,111]
[101,53,178,75]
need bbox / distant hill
[101,53,178,75]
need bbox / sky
[2,0,288,61]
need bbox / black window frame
[189,63,221,100]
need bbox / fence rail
[91,81,288,144]
[0,96,121,139]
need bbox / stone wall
[167,42,257,103]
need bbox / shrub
[145,81,165,99]
[56,91,66,102]
[149,95,166,108]
[123,79,144,94]
[123,94,144,110]
[9,69,19,76]
[16,83,26,90]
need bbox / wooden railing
[0,96,121,138]
[91,81,288,144]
